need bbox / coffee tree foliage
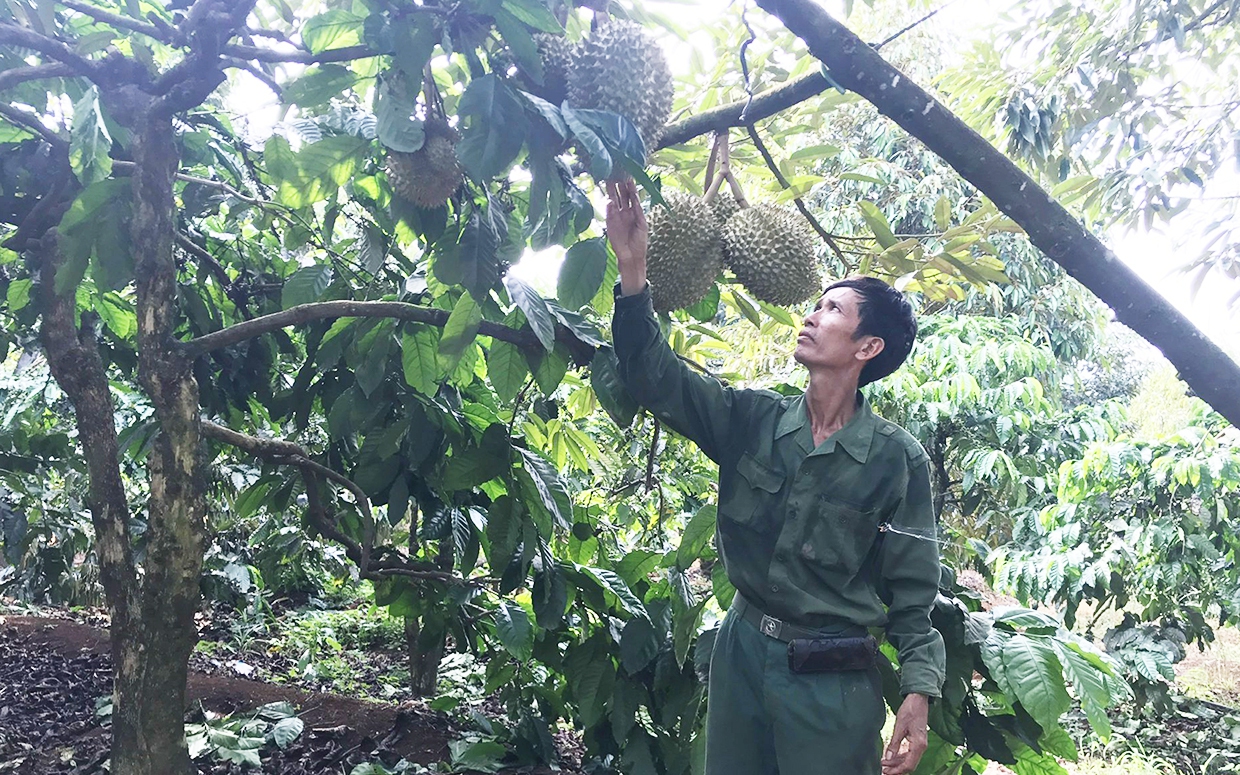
[0,0,1227,772]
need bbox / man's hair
[824,276,917,387]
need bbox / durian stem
[704,132,724,194]
[723,170,749,210]
[703,168,727,205]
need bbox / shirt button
[770,583,780,593]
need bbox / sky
[228,0,1240,363]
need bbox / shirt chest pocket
[721,452,784,528]
[801,497,882,578]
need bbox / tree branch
[222,58,283,99]
[0,62,76,93]
[0,103,64,147]
[183,299,591,364]
[59,0,173,43]
[744,123,849,265]
[656,72,832,150]
[0,23,98,75]
[221,42,377,64]
[756,0,1240,429]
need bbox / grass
[1177,626,1240,708]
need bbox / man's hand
[605,178,648,297]
[882,693,930,775]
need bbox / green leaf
[620,615,659,674]
[1001,634,1072,731]
[526,343,568,394]
[858,201,899,249]
[503,274,556,351]
[375,77,425,153]
[439,292,484,358]
[577,565,647,619]
[517,447,572,530]
[565,639,613,727]
[557,237,608,310]
[564,107,646,169]
[457,75,529,181]
[301,9,365,53]
[56,178,132,295]
[281,265,333,309]
[94,292,136,339]
[487,339,529,403]
[436,208,504,300]
[70,85,112,185]
[561,103,612,180]
[933,195,952,231]
[441,439,509,490]
[590,347,639,428]
[401,325,443,394]
[676,505,717,570]
[673,598,706,668]
[500,0,563,32]
[1011,743,1069,775]
[283,64,358,107]
[391,14,439,86]
[6,279,32,313]
[493,7,543,85]
[270,717,304,749]
[1055,642,1114,741]
[495,600,534,661]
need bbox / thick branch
[60,0,172,42]
[221,42,377,64]
[0,23,97,75]
[745,123,848,265]
[756,0,1240,429]
[184,299,589,363]
[0,62,75,93]
[656,72,831,150]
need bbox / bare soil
[0,615,569,774]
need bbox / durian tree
[0,0,1221,773]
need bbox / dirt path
[0,616,472,774]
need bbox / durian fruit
[721,203,822,306]
[567,19,674,156]
[386,119,464,208]
[710,188,741,227]
[532,33,573,105]
[646,191,723,312]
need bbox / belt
[732,593,866,643]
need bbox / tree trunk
[755,0,1240,429]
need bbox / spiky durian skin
[722,204,823,306]
[386,123,463,208]
[710,188,741,226]
[566,19,674,155]
[646,191,722,312]
[532,33,573,105]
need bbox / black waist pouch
[787,635,878,674]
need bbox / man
[605,178,944,775]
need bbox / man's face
[793,287,884,371]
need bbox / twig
[0,23,98,76]
[222,58,283,99]
[0,103,64,147]
[60,0,172,42]
[873,0,959,50]
[0,63,76,93]
[644,419,660,493]
[656,72,832,150]
[745,123,848,265]
[222,42,377,64]
[114,160,268,206]
[174,231,255,319]
[507,375,537,437]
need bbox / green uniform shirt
[613,285,946,698]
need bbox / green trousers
[705,606,886,775]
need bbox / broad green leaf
[436,208,504,300]
[6,279,32,313]
[301,9,364,53]
[439,292,483,358]
[561,103,611,180]
[70,85,112,185]
[283,64,358,107]
[676,505,717,570]
[500,0,563,32]
[858,201,899,249]
[487,339,529,403]
[934,195,952,231]
[577,564,647,619]
[391,14,439,87]
[457,75,529,181]
[672,598,706,667]
[503,274,556,351]
[495,600,534,661]
[493,7,543,85]
[620,615,659,674]
[1055,642,1115,741]
[517,447,572,530]
[374,77,425,153]
[526,343,568,394]
[56,178,132,295]
[1001,634,1072,731]
[1011,743,1069,775]
[281,265,333,309]
[94,292,136,339]
[557,237,608,310]
[590,347,639,428]
[440,440,509,490]
[565,639,613,727]
[401,325,443,394]
[270,717,304,749]
[520,91,568,139]
[563,107,646,170]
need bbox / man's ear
[856,335,885,364]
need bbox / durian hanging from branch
[385,70,464,209]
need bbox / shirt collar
[775,392,877,464]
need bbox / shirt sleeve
[878,455,946,698]
[612,283,750,465]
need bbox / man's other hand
[881,693,929,775]
[605,178,648,296]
